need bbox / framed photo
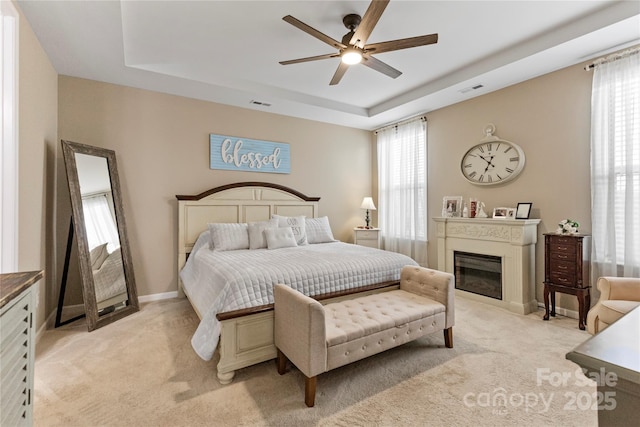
[442,196,463,217]
[506,208,516,219]
[492,207,510,219]
[516,202,533,219]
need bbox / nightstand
[354,228,380,249]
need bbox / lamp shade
[360,197,376,210]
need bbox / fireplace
[454,251,502,300]
[434,217,540,315]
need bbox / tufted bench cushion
[275,265,455,407]
[325,290,445,345]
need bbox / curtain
[377,117,427,265]
[590,50,640,279]
[82,194,120,252]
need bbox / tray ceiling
[17,0,640,130]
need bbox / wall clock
[461,124,525,185]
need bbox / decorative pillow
[272,215,307,245]
[208,223,249,251]
[90,243,110,270]
[248,218,278,249]
[264,227,298,250]
[305,216,337,244]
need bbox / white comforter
[180,238,418,361]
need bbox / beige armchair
[586,277,640,334]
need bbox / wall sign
[210,134,290,174]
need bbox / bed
[177,182,418,384]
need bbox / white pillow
[90,243,109,270]
[264,227,298,250]
[208,223,249,251]
[248,218,278,249]
[273,215,307,245]
[305,216,337,244]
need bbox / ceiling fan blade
[365,33,438,55]
[361,54,402,79]
[349,0,390,48]
[329,62,349,86]
[280,53,340,65]
[283,15,346,50]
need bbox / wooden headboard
[176,182,320,279]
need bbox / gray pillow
[305,216,337,244]
[272,214,307,245]
[248,218,278,249]
[264,227,298,250]
[90,243,110,270]
[208,223,249,251]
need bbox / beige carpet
[34,296,597,426]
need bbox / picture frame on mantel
[442,196,463,217]
[516,202,533,219]
[492,207,510,219]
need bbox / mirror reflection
[60,140,139,331]
[75,153,129,315]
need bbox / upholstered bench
[274,265,455,407]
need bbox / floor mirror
[59,140,139,331]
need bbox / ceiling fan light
[342,49,362,65]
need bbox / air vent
[459,84,484,94]
[250,100,272,107]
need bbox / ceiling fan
[279,0,438,85]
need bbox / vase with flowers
[557,219,579,235]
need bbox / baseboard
[537,302,579,319]
[139,291,179,303]
[37,310,57,345]
[37,303,85,345]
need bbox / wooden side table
[543,233,591,330]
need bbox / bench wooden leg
[444,327,453,348]
[305,376,317,407]
[276,348,288,375]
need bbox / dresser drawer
[550,251,575,263]
[550,271,577,287]
[355,230,378,240]
[354,228,380,249]
[547,235,578,248]
[548,259,576,275]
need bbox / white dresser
[1,270,42,427]
[353,228,381,249]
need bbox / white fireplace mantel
[434,217,541,314]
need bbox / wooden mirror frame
[61,140,139,331]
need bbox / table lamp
[360,197,376,228]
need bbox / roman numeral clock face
[461,140,525,185]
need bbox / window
[376,117,427,265]
[1,1,18,273]
[590,49,640,278]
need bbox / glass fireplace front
[454,251,502,300]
